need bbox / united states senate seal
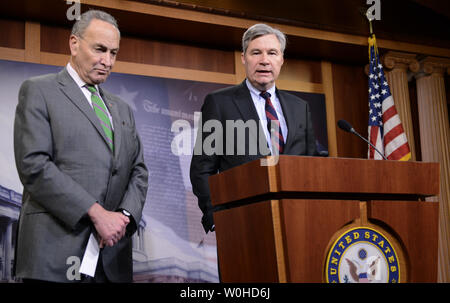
[325,227,401,283]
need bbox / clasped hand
[87,203,130,248]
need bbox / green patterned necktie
[86,85,114,152]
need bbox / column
[415,56,450,283]
[3,219,12,282]
[139,226,145,252]
[132,232,138,250]
[383,51,420,160]
[0,222,4,280]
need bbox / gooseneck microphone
[337,119,387,160]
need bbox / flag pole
[365,9,412,162]
[366,10,374,36]
[366,11,377,59]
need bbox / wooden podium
[209,156,439,283]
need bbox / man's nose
[100,52,113,67]
[259,52,270,64]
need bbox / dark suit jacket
[13,68,148,282]
[190,81,317,233]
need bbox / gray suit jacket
[13,67,148,282]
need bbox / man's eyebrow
[93,43,119,51]
[249,47,279,52]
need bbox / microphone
[337,119,387,160]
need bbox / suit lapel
[57,68,113,154]
[232,81,269,154]
[232,82,260,123]
[99,88,122,159]
[276,89,297,149]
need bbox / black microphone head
[337,119,354,133]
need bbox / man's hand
[87,203,130,248]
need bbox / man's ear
[69,35,79,56]
[241,52,245,65]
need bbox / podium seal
[324,227,401,283]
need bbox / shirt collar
[245,79,276,100]
[66,62,99,91]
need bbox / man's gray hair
[242,23,286,54]
[71,10,120,38]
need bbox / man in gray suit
[13,10,148,282]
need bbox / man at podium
[190,23,317,234]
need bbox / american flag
[367,35,411,161]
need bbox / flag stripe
[387,142,411,161]
[367,35,410,161]
[383,114,401,136]
[381,94,394,111]
[385,132,408,157]
[382,105,398,122]
[384,124,404,146]
[369,125,383,159]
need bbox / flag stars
[369,49,391,121]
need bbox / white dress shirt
[66,63,114,129]
[245,79,288,153]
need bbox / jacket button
[112,168,118,175]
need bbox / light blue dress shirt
[245,79,288,153]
